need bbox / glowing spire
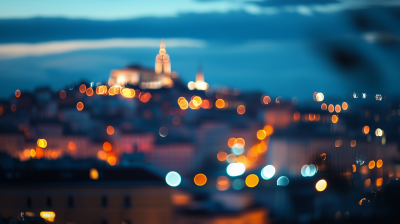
[155,39,171,74]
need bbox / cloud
[0,38,206,60]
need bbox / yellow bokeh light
[194,174,207,186]
[315,179,327,192]
[193,96,202,107]
[375,128,383,137]
[30,149,36,157]
[37,139,47,148]
[90,168,99,180]
[245,174,259,188]
[40,212,55,222]
[257,130,267,140]
[368,160,375,169]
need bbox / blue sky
[0,0,399,101]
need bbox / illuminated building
[0,166,173,224]
[188,67,209,91]
[108,40,175,89]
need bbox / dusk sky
[1,0,400,101]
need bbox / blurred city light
[277,176,289,186]
[261,165,275,180]
[194,173,207,186]
[316,179,327,192]
[166,171,181,187]
[227,163,246,177]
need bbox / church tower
[155,39,171,74]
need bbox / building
[0,166,173,224]
[108,40,175,89]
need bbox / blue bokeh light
[261,165,275,180]
[165,171,181,187]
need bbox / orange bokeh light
[90,168,99,180]
[79,84,86,93]
[263,96,271,104]
[293,112,300,121]
[342,102,348,110]
[376,159,383,168]
[351,140,356,147]
[215,99,225,109]
[328,104,334,113]
[368,160,375,169]
[108,156,116,166]
[331,115,338,123]
[201,99,211,109]
[15,89,21,98]
[235,138,245,147]
[376,178,383,187]
[86,87,94,97]
[216,176,230,191]
[364,179,371,188]
[68,142,76,150]
[352,164,356,172]
[217,151,228,161]
[194,174,207,186]
[321,103,327,110]
[60,90,66,99]
[76,102,84,111]
[335,104,341,113]
[228,138,236,148]
[363,126,370,134]
[107,126,115,135]
[257,130,267,140]
[264,125,274,136]
[237,105,246,115]
[103,142,112,152]
[97,151,107,160]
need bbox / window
[68,196,75,208]
[27,197,32,209]
[46,197,52,208]
[101,196,108,208]
[123,196,131,208]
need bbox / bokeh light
[342,102,348,110]
[263,96,271,104]
[376,159,383,168]
[159,127,168,137]
[231,145,244,155]
[375,128,383,137]
[217,176,230,191]
[226,154,237,163]
[228,138,236,148]
[261,165,275,180]
[107,126,114,135]
[363,126,370,134]
[217,151,228,161]
[215,99,225,109]
[235,138,245,147]
[77,102,84,111]
[227,163,246,177]
[60,90,66,99]
[264,125,274,136]
[90,168,99,180]
[103,142,112,152]
[335,104,341,113]
[257,130,266,140]
[86,87,94,97]
[79,84,86,93]
[245,174,259,187]
[68,142,76,150]
[107,156,116,166]
[331,115,338,123]
[232,179,245,190]
[15,89,21,98]
[166,171,181,187]
[316,179,327,191]
[328,104,334,113]
[194,173,207,186]
[352,164,356,172]
[368,160,375,169]
[277,176,289,186]
[321,103,327,110]
[237,105,246,115]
